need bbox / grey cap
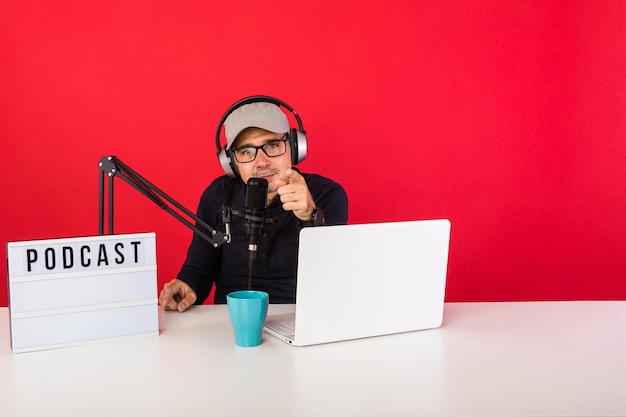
[224,102,290,149]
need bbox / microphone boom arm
[98,155,230,247]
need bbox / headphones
[215,95,308,179]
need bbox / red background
[2,1,625,306]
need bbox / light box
[6,233,159,353]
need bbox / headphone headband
[214,95,304,152]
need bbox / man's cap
[224,102,290,149]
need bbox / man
[159,98,348,311]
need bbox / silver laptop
[264,219,451,346]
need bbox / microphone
[244,177,269,259]
[244,177,268,290]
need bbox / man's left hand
[277,168,316,221]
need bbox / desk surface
[1,301,625,417]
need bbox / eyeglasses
[231,138,289,163]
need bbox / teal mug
[226,290,269,347]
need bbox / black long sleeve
[176,171,348,304]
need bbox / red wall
[2,1,625,306]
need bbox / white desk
[1,302,625,417]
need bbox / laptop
[263,219,451,346]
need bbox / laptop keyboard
[265,319,295,335]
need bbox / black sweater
[177,171,348,304]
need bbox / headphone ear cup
[289,128,307,165]
[217,147,240,179]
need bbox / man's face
[232,128,292,202]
